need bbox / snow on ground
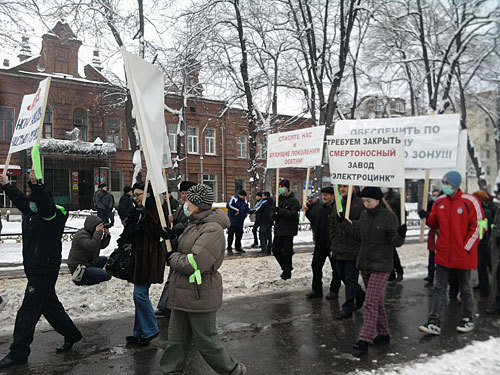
[0,234,429,335]
[350,336,500,375]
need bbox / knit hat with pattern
[186,184,215,211]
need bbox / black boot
[56,334,83,354]
[0,356,27,369]
[353,340,369,352]
[372,334,390,346]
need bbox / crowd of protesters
[0,167,498,371]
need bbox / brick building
[0,22,320,210]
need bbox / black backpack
[105,244,135,282]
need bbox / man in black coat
[118,185,135,225]
[272,179,301,280]
[305,187,341,299]
[155,180,197,318]
[0,171,82,369]
[252,191,273,254]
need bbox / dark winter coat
[168,209,230,313]
[273,192,301,237]
[427,190,483,270]
[254,198,273,227]
[343,203,405,274]
[306,200,334,247]
[330,195,364,261]
[120,197,166,285]
[383,189,403,224]
[94,189,114,211]
[67,215,111,269]
[2,182,68,276]
[169,196,180,212]
[118,193,135,222]
[226,195,249,227]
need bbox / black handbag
[105,243,135,282]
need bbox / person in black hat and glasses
[272,179,301,280]
[0,171,82,369]
[340,187,406,353]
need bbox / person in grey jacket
[160,184,246,375]
[94,184,114,225]
[341,187,406,353]
[67,215,111,285]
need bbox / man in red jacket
[417,171,483,336]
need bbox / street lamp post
[93,137,103,187]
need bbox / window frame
[73,107,87,141]
[168,124,178,153]
[105,118,121,148]
[187,126,199,154]
[0,106,15,141]
[43,105,53,138]
[237,135,247,158]
[205,128,216,155]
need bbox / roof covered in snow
[40,138,116,156]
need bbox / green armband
[31,144,43,180]
[187,254,202,285]
[478,219,488,240]
[335,185,343,213]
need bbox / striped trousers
[359,272,390,343]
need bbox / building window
[235,179,244,194]
[168,124,178,153]
[205,128,216,155]
[73,108,87,141]
[202,174,217,198]
[110,171,122,192]
[396,101,405,112]
[167,172,178,197]
[106,118,121,148]
[0,107,14,141]
[237,135,247,158]
[43,105,53,138]
[257,138,266,159]
[486,133,490,142]
[187,127,199,154]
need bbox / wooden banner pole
[345,186,353,221]
[275,168,280,207]
[400,184,406,226]
[1,153,12,181]
[162,169,173,228]
[420,169,430,241]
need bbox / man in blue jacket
[226,190,249,255]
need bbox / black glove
[161,227,176,241]
[136,204,147,215]
[418,210,428,219]
[397,224,407,237]
[273,206,279,213]
[336,212,345,224]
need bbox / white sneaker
[0,296,7,312]
[72,264,86,282]
[418,322,441,335]
[456,318,474,333]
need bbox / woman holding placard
[340,187,406,353]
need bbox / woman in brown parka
[160,184,246,375]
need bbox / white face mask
[183,202,193,217]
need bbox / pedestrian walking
[0,171,82,369]
[341,187,406,352]
[94,183,114,225]
[418,171,483,336]
[67,215,112,286]
[331,185,366,318]
[226,190,249,255]
[160,184,246,375]
[155,181,197,318]
[304,187,341,300]
[117,185,135,225]
[271,179,300,280]
[120,182,166,346]
[249,192,263,248]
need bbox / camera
[103,223,112,229]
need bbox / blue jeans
[70,256,111,286]
[133,284,159,339]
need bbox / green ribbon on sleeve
[187,254,202,285]
[31,144,43,180]
[478,219,488,240]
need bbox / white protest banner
[9,78,51,154]
[266,125,325,169]
[122,48,167,196]
[327,133,405,188]
[335,114,460,169]
[406,130,467,179]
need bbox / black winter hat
[321,186,334,195]
[238,190,247,197]
[361,187,384,200]
[187,184,215,211]
[179,181,197,192]
[279,179,290,189]
[123,186,132,194]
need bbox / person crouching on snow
[160,184,246,375]
[0,171,83,369]
[119,182,166,346]
[67,215,112,285]
[340,187,406,353]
